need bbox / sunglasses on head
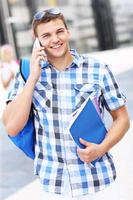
[33,8,61,20]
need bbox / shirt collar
[70,49,83,68]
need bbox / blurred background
[0,0,133,200]
[0,0,133,58]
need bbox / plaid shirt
[7,49,126,197]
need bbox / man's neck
[48,51,73,71]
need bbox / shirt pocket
[74,83,101,110]
[33,81,52,111]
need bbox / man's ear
[67,29,71,38]
[31,30,36,40]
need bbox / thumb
[79,138,92,147]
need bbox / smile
[51,44,62,49]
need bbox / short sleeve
[6,72,25,103]
[101,64,126,111]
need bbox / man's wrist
[98,142,109,157]
[27,75,38,85]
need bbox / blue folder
[69,98,107,165]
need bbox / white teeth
[52,45,61,49]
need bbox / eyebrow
[56,28,65,31]
[40,32,50,37]
[40,27,65,37]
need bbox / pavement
[0,46,133,200]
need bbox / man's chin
[48,51,65,58]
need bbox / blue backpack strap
[20,58,30,81]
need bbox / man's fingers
[79,138,92,147]
[32,47,45,56]
[32,49,47,62]
[77,147,88,155]
[34,46,45,51]
[35,50,46,57]
[77,148,90,163]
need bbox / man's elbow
[112,106,130,133]
[121,111,130,134]
[125,116,130,132]
[4,123,19,137]
[2,117,19,137]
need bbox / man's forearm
[99,108,130,155]
[2,76,37,136]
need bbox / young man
[2,8,130,200]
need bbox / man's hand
[29,46,46,83]
[77,138,104,163]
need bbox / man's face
[36,19,70,58]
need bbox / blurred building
[111,0,133,47]
[0,0,133,58]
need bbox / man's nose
[51,34,59,43]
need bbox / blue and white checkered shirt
[7,49,126,197]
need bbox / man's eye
[57,30,64,33]
[43,35,50,38]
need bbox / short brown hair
[32,12,68,37]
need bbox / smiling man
[2,7,130,200]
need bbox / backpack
[8,59,35,159]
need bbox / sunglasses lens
[34,8,61,20]
[49,8,60,15]
[34,11,45,20]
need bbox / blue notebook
[69,97,107,165]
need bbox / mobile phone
[33,38,48,68]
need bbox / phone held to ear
[33,38,48,68]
